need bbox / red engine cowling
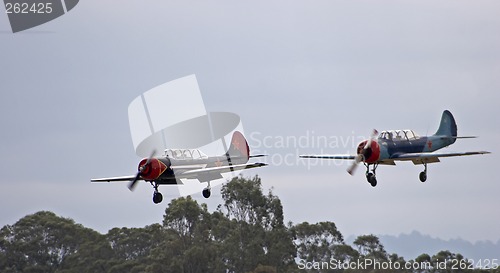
[356,140,381,163]
[138,158,167,181]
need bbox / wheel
[153,192,163,204]
[202,188,211,198]
[366,172,373,183]
[369,176,377,187]
[419,171,427,182]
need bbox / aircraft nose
[138,158,167,180]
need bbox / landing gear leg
[365,163,378,187]
[150,181,163,204]
[419,163,427,182]
[202,181,211,198]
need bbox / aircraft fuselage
[138,154,249,184]
[377,135,455,161]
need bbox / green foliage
[0,211,104,273]
[148,196,220,273]
[0,176,497,273]
[291,221,357,263]
[353,234,388,261]
[291,221,358,273]
[218,176,295,273]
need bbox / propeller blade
[351,129,378,175]
[128,150,157,191]
[347,154,363,175]
[364,129,379,149]
[128,172,142,191]
[143,150,156,166]
[364,139,372,150]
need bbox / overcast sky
[1,1,499,244]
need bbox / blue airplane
[300,110,490,187]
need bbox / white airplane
[92,131,266,203]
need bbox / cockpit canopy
[378,129,420,141]
[164,149,208,160]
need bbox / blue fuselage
[377,135,455,160]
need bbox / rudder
[434,110,458,142]
[226,131,250,162]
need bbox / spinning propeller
[347,129,378,175]
[128,150,156,191]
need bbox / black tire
[419,171,427,182]
[153,192,163,204]
[366,172,373,183]
[369,176,377,187]
[202,188,211,198]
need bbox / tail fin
[226,131,250,162]
[434,110,457,143]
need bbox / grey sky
[1,0,499,245]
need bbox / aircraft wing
[299,154,397,165]
[91,175,138,182]
[299,154,356,160]
[91,163,267,183]
[175,162,268,182]
[391,151,490,165]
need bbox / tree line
[1,176,498,273]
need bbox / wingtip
[249,154,268,158]
[90,178,110,183]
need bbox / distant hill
[347,231,500,261]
